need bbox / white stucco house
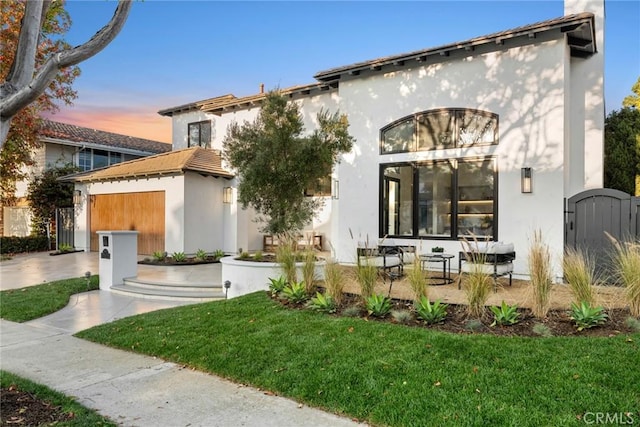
[72,0,605,281]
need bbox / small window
[78,150,91,171]
[304,175,332,197]
[93,150,109,169]
[188,121,212,148]
[381,119,415,153]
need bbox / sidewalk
[0,252,365,426]
[1,319,362,427]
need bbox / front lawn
[0,276,99,322]
[76,291,640,427]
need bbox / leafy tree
[0,1,79,207]
[223,90,354,236]
[26,164,79,236]
[623,77,640,109]
[0,0,132,147]
[604,107,640,196]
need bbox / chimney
[260,83,264,94]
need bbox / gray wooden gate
[56,207,75,249]
[565,188,639,276]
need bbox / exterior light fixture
[521,168,532,193]
[332,179,339,200]
[223,187,233,204]
[73,190,82,205]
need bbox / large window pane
[418,163,453,237]
[383,166,413,236]
[457,160,494,238]
[381,119,414,153]
[93,150,109,169]
[417,112,455,150]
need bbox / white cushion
[361,256,401,268]
[461,262,513,275]
[465,241,514,254]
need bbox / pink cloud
[46,107,172,144]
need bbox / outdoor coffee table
[419,253,455,286]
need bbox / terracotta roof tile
[71,147,234,182]
[41,119,171,154]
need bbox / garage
[90,191,165,255]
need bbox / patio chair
[458,241,516,292]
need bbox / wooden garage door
[90,191,165,255]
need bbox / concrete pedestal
[97,231,138,291]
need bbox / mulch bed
[138,256,221,266]
[0,385,75,426]
[278,292,638,338]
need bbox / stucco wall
[333,39,568,279]
[74,176,186,253]
[183,173,226,254]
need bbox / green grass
[1,370,116,426]
[0,276,99,322]
[77,292,640,427]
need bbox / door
[90,191,165,255]
[566,188,637,276]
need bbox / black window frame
[379,157,498,241]
[188,120,212,148]
[380,108,499,154]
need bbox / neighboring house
[72,0,605,281]
[2,119,170,237]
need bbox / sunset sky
[48,0,640,144]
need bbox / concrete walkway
[0,252,365,427]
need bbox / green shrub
[532,323,553,337]
[276,240,298,285]
[302,249,317,294]
[355,259,378,302]
[172,251,187,262]
[624,316,640,332]
[308,292,336,313]
[58,243,73,253]
[152,251,166,262]
[407,256,428,302]
[0,235,50,254]
[282,281,308,304]
[529,230,553,318]
[239,251,251,260]
[268,276,288,297]
[563,246,598,306]
[195,249,208,261]
[570,302,608,331]
[607,233,640,317]
[342,305,362,317]
[213,249,225,259]
[462,261,492,318]
[391,309,413,324]
[323,259,344,306]
[253,250,263,261]
[415,296,448,324]
[366,294,392,318]
[490,301,520,326]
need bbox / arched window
[380,109,498,154]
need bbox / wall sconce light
[73,189,82,205]
[521,167,532,193]
[332,179,339,200]
[223,187,233,204]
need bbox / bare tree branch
[0,0,133,147]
